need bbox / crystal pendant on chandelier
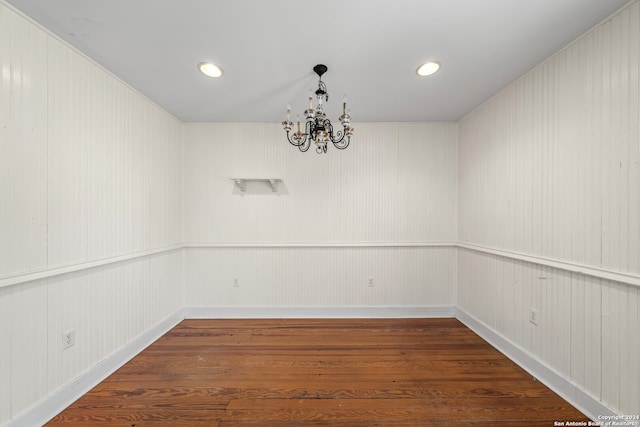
[282,64,354,153]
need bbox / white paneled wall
[458,249,640,416]
[183,122,458,308]
[0,2,48,275]
[44,252,183,395]
[458,1,640,416]
[184,122,457,243]
[459,2,640,275]
[186,246,456,308]
[46,37,183,266]
[1,4,183,278]
[0,3,183,425]
[0,251,182,424]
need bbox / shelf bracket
[267,179,279,192]
[232,178,281,193]
[233,178,247,192]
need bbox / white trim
[7,309,185,427]
[455,308,616,422]
[184,306,456,319]
[2,242,637,290]
[0,245,183,289]
[0,243,454,290]
[184,242,456,249]
[458,242,640,288]
[188,242,640,287]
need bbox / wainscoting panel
[185,246,457,309]
[458,248,639,416]
[0,250,183,427]
[601,278,640,415]
[45,251,183,399]
[1,279,49,424]
[0,284,8,423]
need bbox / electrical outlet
[233,278,239,287]
[368,277,374,287]
[529,308,538,326]
[63,329,75,349]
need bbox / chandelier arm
[299,140,311,152]
[333,135,350,150]
[330,129,345,144]
[297,121,312,152]
[323,119,346,146]
[329,123,351,150]
[285,130,306,147]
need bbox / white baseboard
[183,305,456,319]
[455,308,616,422]
[7,309,185,427]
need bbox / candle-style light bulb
[286,104,291,121]
[343,95,348,115]
[296,115,301,133]
[308,89,313,110]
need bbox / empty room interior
[1,0,639,425]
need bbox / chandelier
[282,64,354,154]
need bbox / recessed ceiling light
[416,61,440,77]
[198,62,223,78]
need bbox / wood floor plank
[225,397,584,421]
[45,318,590,426]
[78,380,556,401]
[49,408,224,425]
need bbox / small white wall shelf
[232,178,281,192]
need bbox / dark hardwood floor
[46,318,589,426]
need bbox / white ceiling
[7,0,630,123]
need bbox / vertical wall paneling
[570,275,602,401]
[185,246,456,309]
[0,3,184,425]
[183,122,457,244]
[47,37,89,267]
[45,251,183,397]
[0,5,48,277]
[0,286,10,424]
[458,1,640,416]
[459,2,640,275]
[630,1,640,276]
[9,280,48,420]
[602,280,640,415]
[183,122,458,309]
